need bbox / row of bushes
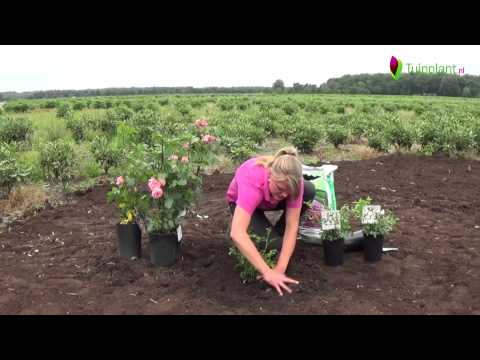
[1,109,222,196]
[3,100,480,197]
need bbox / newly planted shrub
[229,228,278,283]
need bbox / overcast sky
[0,45,479,92]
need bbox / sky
[0,45,479,93]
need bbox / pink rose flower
[195,118,208,128]
[151,187,163,199]
[116,176,125,187]
[148,177,162,192]
[202,134,217,144]
[181,156,189,163]
[182,143,190,150]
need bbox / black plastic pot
[116,223,142,259]
[323,238,344,266]
[149,232,180,267]
[363,233,384,262]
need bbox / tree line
[1,72,479,100]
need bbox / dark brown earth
[1,153,479,314]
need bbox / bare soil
[1,154,479,314]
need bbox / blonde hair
[256,146,303,199]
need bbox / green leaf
[165,198,173,209]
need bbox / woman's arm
[275,206,301,274]
[230,206,272,276]
[230,205,299,295]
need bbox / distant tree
[439,76,461,97]
[272,79,285,92]
[292,83,303,92]
[462,86,472,97]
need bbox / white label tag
[177,225,182,242]
[362,205,383,224]
[321,210,340,230]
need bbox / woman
[226,146,315,296]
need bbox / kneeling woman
[226,146,315,296]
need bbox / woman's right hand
[261,269,299,296]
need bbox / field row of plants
[2,94,480,201]
[5,93,480,114]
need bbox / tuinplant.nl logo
[390,56,403,80]
[389,56,465,80]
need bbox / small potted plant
[107,175,142,259]
[320,205,352,266]
[353,197,398,262]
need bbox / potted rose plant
[353,197,398,262]
[106,116,219,265]
[132,118,218,266]
[107,175,143,259]
[141,167,201,267]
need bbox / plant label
[362,205,383,224]
[321,210,340,230]
[177,225,182,242]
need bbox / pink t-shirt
[226,157,304,216]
